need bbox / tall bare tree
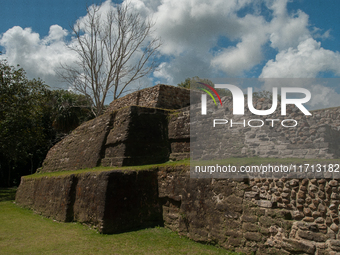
[58,2,161,116]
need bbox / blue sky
[0,1,118,37]
[0,0,339,108]
[288,1,339,51]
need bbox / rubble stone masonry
[16,84,340,254]
[16,166,340,254]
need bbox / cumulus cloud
[309,83,340,110]
[153,50,216,85]
[0,25,76,89]
[0,0,156,91]
[260,38,340,78]
[211,28,267,76]
[0,0,339,92]
[149,0,265,78]
[258,78,340,110]
[268,10,310,50]
[147,0,340,82]
[150,0,251,55]
[74,0,114,32]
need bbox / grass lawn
[0,188,238,255]
[23,157,340,180]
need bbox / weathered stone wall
[16,84,340,254]
[105,84,191,113]
[40,106,172,172]
[102,106,170,167]
[40,113,114,172]
[311,106,340,128]
[159,167,340,254]
[16,169,162,234]
[39,83,194,173]
[15,175,75,222]
[16,166,340,254]
[168,109,190,161]
[190,96,340,160]
[40,84,340,173]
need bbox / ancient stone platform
[40,84,340,174]
[39,85,191,172]
[16,165,340,254]
[16,84,340,254]
[190,96,340,161]
[16,169,162,234]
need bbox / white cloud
[149,0,340,82]
[258,78,340,110]
[0,0,339,92]
[309,83,340,110]
[44,25,68,42]
[268,9,310,50]
[0,25,76,89]
[150,0,257,55]
[153,62,175,85]
[145,0,270,79]
[260,38,340,78]
[210,16,268,76]
[312,27,331,40]
[74,0,114,32]
[153,51,216,85]
[0,0,156,92]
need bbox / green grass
[23,157,340,180]
[0,189,238,255]
[6,157,339,254]
[0,187,17,202]
[27,160,190,179]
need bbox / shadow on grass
[0,187,17,202]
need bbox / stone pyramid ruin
[16,84,340,254]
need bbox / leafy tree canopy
[177,76,231,97]
[178,76,277,100]
[0,60,94,187]
[0,60,48,185]
[45,89,94,134]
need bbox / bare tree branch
[57,2,161,116]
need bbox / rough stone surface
[40,113,114,172]
[16,166,340,254]
[102,106,171,167]
[281,238,315,254]
[39,85,194,172]
[190,96,340,161]
[16,84,340,254]
[40,84,340,173]
[168,110,190,161]
[16,175,75,222]
[105,84,191,113]
[16,169,162,234]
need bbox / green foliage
[177,77,191,89]
[177,76,214,90]
[45,89,94,134]
[26,159,189,179]
[0,60,48,186]
[25,157,340,180]
[178,77,280,101]
[252,90,281,101]
[178,76,232,97]
[0,60,94,187]
[0,187,16,202]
